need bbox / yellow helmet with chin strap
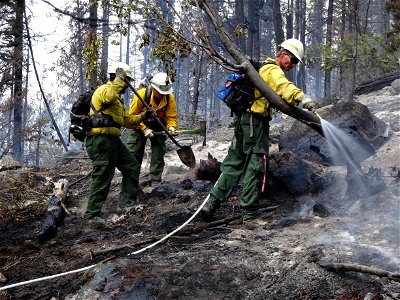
[279,39,304,62]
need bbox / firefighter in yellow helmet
[201,38,318,222]
[127,72,178,187]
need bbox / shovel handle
[124,79,182,148]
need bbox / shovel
[124,79,196,168]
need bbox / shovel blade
[177,146,196,168]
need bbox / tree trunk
[246,0,262,61]
[235,0,246,52]
[175,58,181,110]
[100,1,110,84]
[286,0,295,81]
[272,0,285,46]
[297,0,307,91]
[77,0,85,94]
[339,0,346,96]
[324,0,334,97]
[348,0,360,101]
[191,49,203,116]
[35,109,42,166]
[123,12,131,106]
[12,0,24,163]
[88,1,98,87]
[22,41,30,163]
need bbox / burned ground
[0,82,400,299]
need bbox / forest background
[0,0,399,167]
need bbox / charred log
[354,71,400,95]
[38,179,69,243]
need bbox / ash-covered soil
[1,83,400,300]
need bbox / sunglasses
[285,51,299,65]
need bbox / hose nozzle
[311,108,322,119]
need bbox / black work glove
[144,108,156,119]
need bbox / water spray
[310,108,363,178]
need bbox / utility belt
[241,111,270,138]
[91,114,121,129]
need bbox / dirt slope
[0,82,399,299]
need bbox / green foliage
[234,25,248,38]
[385,0,400,32]
[311,33,399,77]
[146,23,191,78]
[111,1,191,77]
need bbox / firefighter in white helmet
[201,38,318,223]
[127,72,178,187]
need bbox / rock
[269,151,315,195]
[390,78,400,94]
[0,271,7,283]
[279,101,389,165]
[0,155,22,170]
[312,203,331,218]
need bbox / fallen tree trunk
[354,71,400,95]
[38,178,69,243]
[320,262,400,283]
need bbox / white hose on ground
[0,190,213,291]
[129,194,209,255]
[0,265,97,291]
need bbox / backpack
[216,61,271,116]
[69,88,116,142]
[69,89,95,142]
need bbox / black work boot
[200,205,214,222]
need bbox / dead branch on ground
[320,262,400,283]
[91,214,242,257]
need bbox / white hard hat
[108,62,133,79]
[150,72,173,95]
[279,39,304,62]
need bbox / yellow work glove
[168,126,176,135]
[143,128,154,138]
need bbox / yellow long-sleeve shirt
[251,57,305,118]
[129,87,178,131]
[86,77,144,137]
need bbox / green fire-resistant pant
[127,129,167,182]
[83,134,140,219]
[206,113,269,218]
